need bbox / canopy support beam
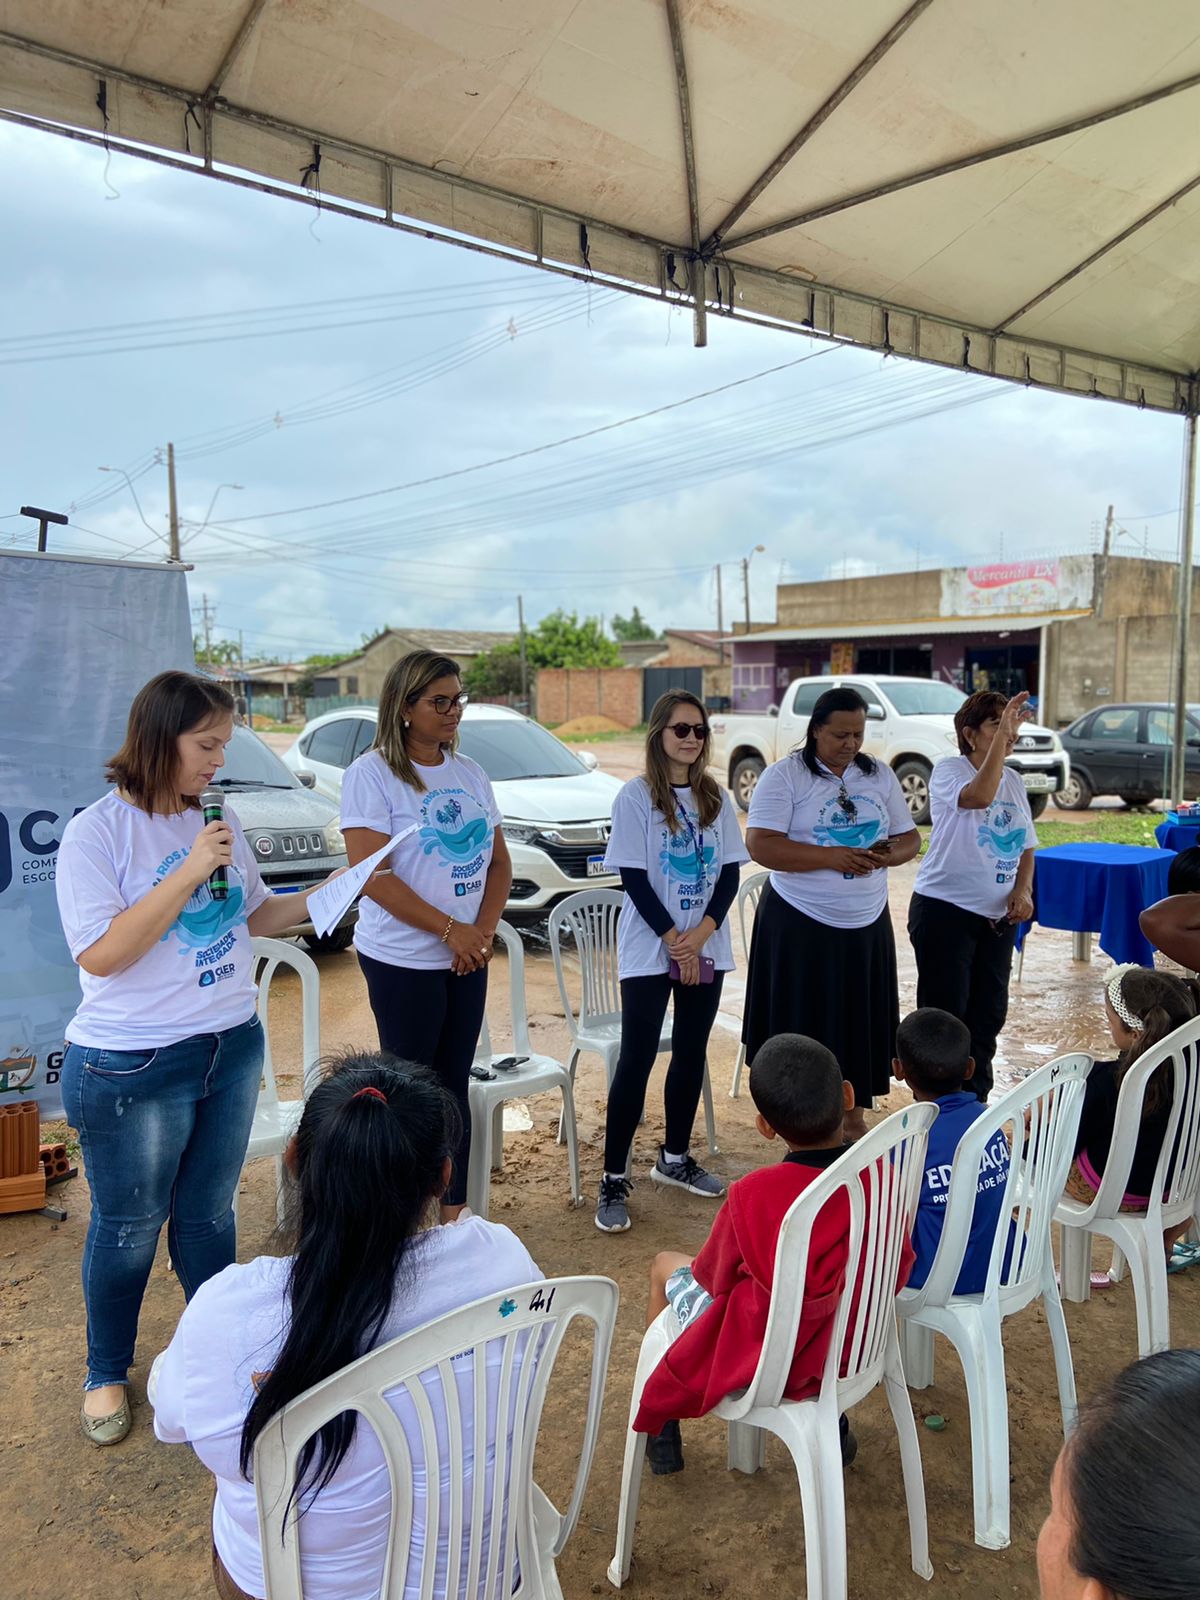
[995,172,1200,333]
[205,0,272,102]
[705,0,935,250]
[1172,410,1199,806]
[664,0,705,347]
[722,69,1200,250]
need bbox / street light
[187,483,244,541]
[97,464,161,540]
[742,543,766,633]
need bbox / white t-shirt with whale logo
[915,755,1038,919]
[56,790,270,1049]
[340,749,500,971]
[747,755,914,930]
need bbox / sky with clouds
[1,119,1191,663]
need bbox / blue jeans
[61,1014,263,1390]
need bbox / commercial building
[730,555,1198,727]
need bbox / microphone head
[199,787,225,812]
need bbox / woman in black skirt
[743,686,919,1137]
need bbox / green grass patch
[914,810,1168,856]
[551,724,648,743]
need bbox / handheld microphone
[198,787,229,901]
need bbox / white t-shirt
[55,791,270,1049]
[340,750,501,971]
[915,755,1038,919]
[747,755,914,930]
[152,1217,541,1600]
[603,778,750,979]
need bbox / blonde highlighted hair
[374,650,461,792]
[645,690,722,832]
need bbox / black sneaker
[595,1174,633,1232]
[647,1419,685,1475]
[840,1413,857,1467]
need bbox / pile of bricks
[0,1101,46,1214]
[39,1142,72,1184]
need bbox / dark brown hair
[645,690,722,832]
[106,671,234,815]
[954,690,1008,756]
[1112,968,1200,1117]
[374,651,461,793]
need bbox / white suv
[284,703,623,918]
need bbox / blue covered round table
[1154,821,1200,854]
[1020,843,1174,967]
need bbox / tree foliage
[610,605,660,642]
[465,609,620,697]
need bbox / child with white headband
[1065,964,1200,1219]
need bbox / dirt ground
[5,739,1198,1600]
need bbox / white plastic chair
[242,938,322,1222]
[254,1275,619,1600]
[1057,1014,1200,1356]
[466,921,582,1218]
[898,1054,1090,1550]
[729,870,769,1097]
[548,888,718,1155]
[608,1103,937,1600]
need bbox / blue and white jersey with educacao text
[908,1090,1012,1296]
[915,755,1037,920]
[603,777,748,978]
[340,749,500,970]
[56,790,269,1049]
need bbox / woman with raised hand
[55,671,340,1448]
[1038,1348,1200,1599]
[340,651,511,1219]
[595,691,749,1233]
[151,1054,541,1600]
[908,690,1037,1103]
[743,685,919,1139]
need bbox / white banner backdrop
[0,553,194,1119]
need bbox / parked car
[709,674,1069,825]
[216,725,356,951]
[1055,702,1200,809]
[283,703,623,918]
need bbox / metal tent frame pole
[1171,410,1199,806]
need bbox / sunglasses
[667,722,708,740]
[836,782,857,820]
[415,692,469,715]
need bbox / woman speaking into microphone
[340,651,512,1221]
[55,671,340,1448]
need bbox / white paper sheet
[305,824,419,938]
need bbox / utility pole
[167,442,180,561]
[200,593,215,663]
[715,565,724,661]
[742,558,751,634]
[1102,503,1115,556]
[1171,414,1199,806]
[517,594,529,706]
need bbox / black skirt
[742,882,899,1106]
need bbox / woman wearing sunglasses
[908,690,1036,1104]
[340,650,512,1218]
[743,685,919,1139]
[595,691,749,1232]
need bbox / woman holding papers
[54,671,339,1448]
[341,651,512,1220]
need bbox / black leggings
[907,891,1016,1103]
[357,952,487,1206]
[602,971,725,1173]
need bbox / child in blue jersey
[894,1008,1011,1295]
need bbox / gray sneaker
[595,1174,633,1232]
[651,1150,725,1197]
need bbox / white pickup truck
[710,674,1070,824]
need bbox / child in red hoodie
[636,1033,913,1472]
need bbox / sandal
[80,1392,132,1447]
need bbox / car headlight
[502,823,540,845]
[323,821,346,855]
[1048,731,1063,751]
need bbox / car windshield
[884,680,967,716]
[456,718,586,781]
[215,727,299,789]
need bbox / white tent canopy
[1,0,1198,414]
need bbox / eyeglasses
[417,692,469,715]
[667,722,707,740]
[836,782,857,820]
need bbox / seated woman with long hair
[151,1053,541,1600]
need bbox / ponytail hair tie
[1106,964,1146,1033]
[352,1086,389,1105]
